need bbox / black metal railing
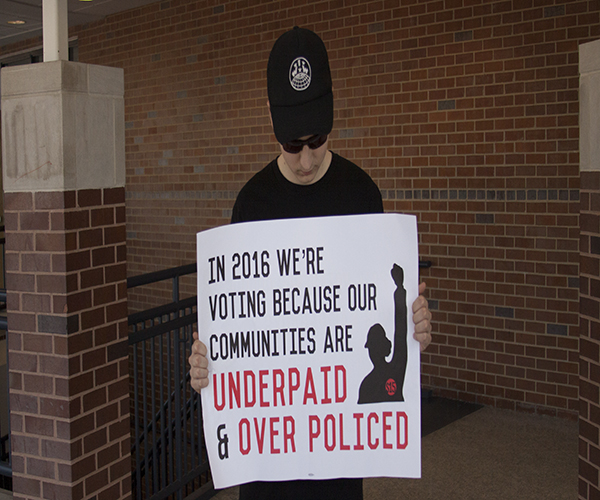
[128,263,215,500]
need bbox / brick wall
[3,0,598,416]
[4,189,130,500]
[579,170,600,499]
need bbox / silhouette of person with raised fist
[358,263,408,404]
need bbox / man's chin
[292,175,311,184]
[293,169,320,184]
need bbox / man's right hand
[189,332,209,393]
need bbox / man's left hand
[412,281,432,351]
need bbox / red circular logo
[385,378,397,396]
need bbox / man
[189,26,432,500]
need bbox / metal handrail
[129,296,197,330]
[127,263,197,290]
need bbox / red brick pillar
[1,62,130,499]
[578,39,600,500]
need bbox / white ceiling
[0,0,159,48]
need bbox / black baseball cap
[267,27,334,145]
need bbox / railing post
[173,275,180,303]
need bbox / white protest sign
[196,213,421,488]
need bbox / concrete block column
[578,38,600,500]
[1,61,130,500]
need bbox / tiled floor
[363,406,578,499]
[213,399,578,500]
[0,398,578,500]
[420,394,482,436]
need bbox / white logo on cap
[289,57,311,91]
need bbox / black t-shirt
[231,152,383,223]
[231,152,383,500]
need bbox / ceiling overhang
[0,0,159,49]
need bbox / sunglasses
[281,134,328,154]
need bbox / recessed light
[8,20,26,25]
